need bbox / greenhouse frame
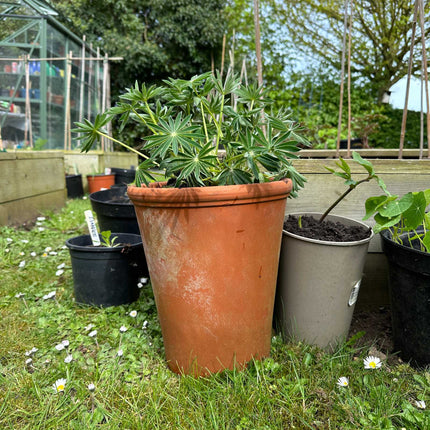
[0,0,115,150]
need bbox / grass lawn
[1,197,430,429]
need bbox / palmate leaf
[72,113,112,152]
[134,159,158,187]
[119,82,163,104]
[163,142,218,186]
[215,167,253,185]
[144,114,205,158]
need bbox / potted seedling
[364,186,430,366]
[66,211,147,307]
[73,71,309,376]
[275,152,389,349]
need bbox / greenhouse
[0,0,112,150]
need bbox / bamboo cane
[418,0,430,159]
[336,0,349,157]
[399,0,419,159]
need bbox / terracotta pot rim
[283,212,374,247]
[127,179,293,208]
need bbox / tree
[53,0,226,96]
[271,0,430,103]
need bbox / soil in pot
[284,215,371,242]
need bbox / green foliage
[320,152,388,222]
[368,105,428,149]
[2,199,430,428]
[100,231,119,248]
[54,0,226,95]
[271,0,429,102]
[74,72,310,194]
[364,189,430,252]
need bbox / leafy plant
[323,152,430,252]
[319,151,389,222]
[100,230,119,248]
[73,71,310,195]
[364,188,430,253]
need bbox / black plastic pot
[381,228,430,366]
[66,233,147,307]
[89,187,140,235]
[110,167,136,185]
[65,174,84,198]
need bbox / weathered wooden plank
[0,190,65,226]
[293,158,430,174]
[0,158,65,203]
[299,148,429,159]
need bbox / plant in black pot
[276,152,389,349]
[72,71,310,376]
[66,228,147,308]
[364,186,430,366]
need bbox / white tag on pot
[104,167,111,174]
[84,210,100,246]
[348,280,361,307]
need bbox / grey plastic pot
[275,213,373,349]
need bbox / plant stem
[95,130,159,165]
[319,176,372,223]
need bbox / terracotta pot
[86,174,115,194]
[127,179,292,376]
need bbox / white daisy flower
[44,247,52,252]
[25,358,33,365]
[415,400,426,409]
[30,252,37,257]
[25,347,38,356]
[49,251,58,256]
[119,326,128,333]
[55,343,65,351]
[88,383,95,391]
[139,277,149,284]
[5,249,9,253]
[61,245,67,249]
[61,340,69,347]
[64,355,73,363]
[84,324,95,332]
[88,330,97,337]
[19,252,25,256]
[55,269,64,276]
[38,227,45,232]
[21,240,29,244]
[137,282,144,289]
[117,349,123,357]
[43,291,56,300]
[42,252,48,258]
[337,377,349,387]
[129,310,137,318]
[15,292,25,298]
[57,263,65,269]
[18,260,26,268]
[142,320,149,329]
[6,238,12,243]
[83,196,87,200]
[363,355,382,370]
[52,378,67,393]
[37,217,46,221]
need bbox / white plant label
[348,280,361,307]
[84,210,100,246]
[104,167,111,174]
